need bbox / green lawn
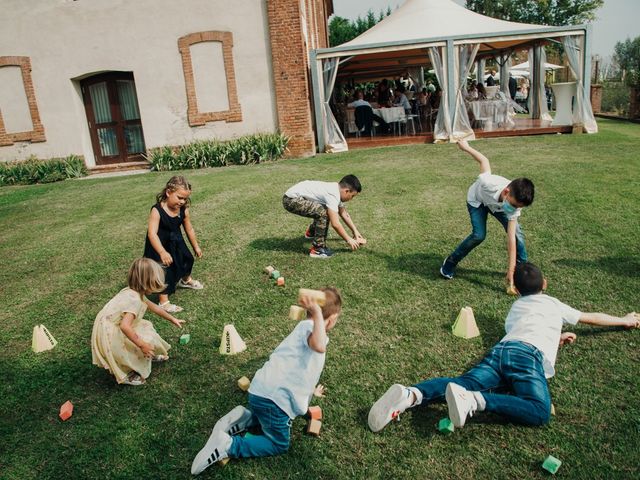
[0,119,639,479]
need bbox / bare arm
[299,295,327,353]
[182,208,202,258]
[457,139,491,174]
[328,208,359,250]
[144,298,185,328]
[119,312,154,357]
[505,219,518,286]
[578,312,639,328]
[339,206,366,244]
[147,208,173,266]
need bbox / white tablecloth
[467,100,514,128]
[372,106,405,123]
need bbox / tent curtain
[452,43,479,141]
[322,58,348,153]
[495,51,512,94]
[476,58,486,85]
[562,35,598,133]
[408,66,425,92]
[528,45,552,121]
[429,46,451,142]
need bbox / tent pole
[310,50,325,153]
[582,25,592,94]
[446,39,456,140]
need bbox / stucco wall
[0,0,278,165]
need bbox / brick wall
[267,0,330,157]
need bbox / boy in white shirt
[283,175,366,258]
[191,288,342,474]
[440,140,535,290]
[368,262,638,432]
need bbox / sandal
[177,278,204,290]
[121,372,145,386]
[160,301,184,313]
[152,354,169,362]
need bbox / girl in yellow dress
[92,258,185,385]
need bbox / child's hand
[622,312,640,329]
[160,251,173,266]
[171,318,186,328]
[559,332,577,346]
[140,342,155,358]
[347,237,360,250]
[355,234,367,245]
[194,246,203,258]
[299,294,322,313]
[313,384,326,398]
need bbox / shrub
[147,133,290,171]
[600,81,630,116]
[0,155,87,187]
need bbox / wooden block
[308,406,322,420]
[307,418,322,436]
[542,455,562,474]
[289,305,306,321]
[276,276,285,286]
[219,458,230,467]
[270,270,281,279]
[506,285,518,296]
[298,288,326,307]
[264,265,275,275]
[179,333,190,345]
[437,417,454,434]
[237,376,251,391]
[59,400,73,421]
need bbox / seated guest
[377,80,392,107]
[348,91,390,135]
[393,87,412,114]
[417,88,430,106]
[477,83,487,100]
[466,81,478,100]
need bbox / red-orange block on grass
[59,400,73,421]
[308,406,322,420]
[277,277,285,286]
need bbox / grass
[0,118,638,479]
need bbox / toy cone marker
[452,307,480,339]
[219,324,247,355]
[32,325,57,353]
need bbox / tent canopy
[512,60,564,70]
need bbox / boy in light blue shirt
[191,287,342,474]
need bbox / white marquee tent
[311,0,597,152]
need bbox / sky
[332,0,639,59]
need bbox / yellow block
[289,305,307,321]
[452,307,480,339]
[237,376,251,391]
[298,288,326,307]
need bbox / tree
[329,9,392,47]
[465,0,603,26]
[614,36,640,87]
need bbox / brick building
[0,0,332,168]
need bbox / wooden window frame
[178,31,242,126]
[0,56,46,146]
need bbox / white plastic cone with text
[32,325,57,353]
[219,324,247,355]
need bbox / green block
[179,334,191,345]
[270,270,280,279]
[438,417,454,434]
[244,432,255,439]
[542,455,562,474]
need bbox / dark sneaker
[304,225,315,239]
[440,256,456,279]
[309,246,334,258]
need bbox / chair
[354,106,377,137]
[344,109,360,137]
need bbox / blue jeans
[228,394,292,458]
[448,202,527,266]
[413,341,551,425]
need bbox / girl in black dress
[144,176,203,312]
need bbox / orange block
[308,406,322,420]
[307,418,322,436]
[276,277,285,286]
[59,400,73,421]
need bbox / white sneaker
[121,372,145,386]
[445,383,478,428]
[368,384,413,432]
[191,430,232,475]
[213,405,253,436]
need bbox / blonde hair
[156,176,192,205]
[128,258,166,295]
[320,287,342,318]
